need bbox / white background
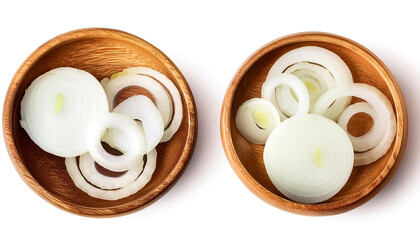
[1,1,419,239]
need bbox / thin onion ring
[79,151,144,190]
[86,112,146,172]
[104,74,173,129]
[312,83,396,165]
[266,46,353,121]
[261,73,310,120]
[123,67,183,142]
[337,102,385,152]
[65,149,157,201]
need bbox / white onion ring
[104,74,173,129]
[264,114,354,203]
[266,46,353,121]
[313,83,396,165]
[20,67,109,157]
[111,95,164,153]
[278,62,348,115]
[338,102,385,152]
[261,73,310,120]
[123,67,183,142]
[235,98,281,144]
[79,151,144,190]
[65,149,157,201]
[86,112,146,172]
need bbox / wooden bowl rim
[2,28,198,217]
[220,31,408,215]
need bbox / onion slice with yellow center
[20,67,109,157]
[264,114,354,203]
[235,98,281,144]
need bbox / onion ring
[65,149,157,201]
[266,46,353,121]
[235,98,281,144]
[338,102,385,152]
[111,95,164,153]
[261,73,310,120]
[312,83,396,165]
[86,112,146,172]
[104,74,173,129]
[123,67,183,142]
[79,151,144,190]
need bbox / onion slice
[235,98,281,144]
[104,74,173,129]
[65,149,157,201]
[79,151,144,190]
[261,73,310,120]
[266,46,354,121]
[312,83,396,165]
[20,67,109,157]
[264,114,354,203]
[123,67,183,142]
[86,112,146,172]
[110,95,164,153]
[279,62,349,116]
[337,102,385,152]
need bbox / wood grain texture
[2,28,197,217]
[220,32,408,215]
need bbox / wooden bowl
[221,32,407,215]
[3,28,197,217]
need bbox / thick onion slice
[123,67,183,142]
[313,83,396,165]
[337,102,385,152]
[261,73,310,120]
[266,46,354,121]
[235,98,281,144]
[86,112,146,172]
[264,114,354,203]
[79,152,144,190]
[20,67,109,157]
[65,149,157,201]
[104,74,173,129]
[110,95,164,153]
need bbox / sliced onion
[20,67,109,157]
[65,149,157,201]
[312,83,396,165]
[278,62,348,115]
[111,95,164,153]
[266,46,353,121]
[235,98,281,144]
[261,73,310,120]
[86,112,146,172]
[123,67,183,142]
[79,151,144,190]
[337,102,385,152]
[264,114,354,203]
[104,74,173,129]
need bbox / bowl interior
[5,28,196,216]
[223,33,406,214]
